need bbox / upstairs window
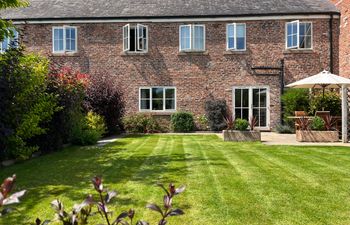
[227,23,246,51]
[286,21,312,49]
[140,87,176,111]
[179,24,205,52]
[123,24,148,52]
[0,29,19,53]
[52,26,77,53]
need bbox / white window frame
[179,24,205,52]
[0,28,19,53]
[52,26,78,54]
[123,24,130,52]
[179,25,192,51]
[139,87,177,112]
[137,24,148,52]
[226,23,246,51]
[123,24,148,53]
[285,21,313,50]
[232,86,270,130]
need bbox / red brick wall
[17,18,339,129]
[330,0,350,77]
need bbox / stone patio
[261,132,350,147]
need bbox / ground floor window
[233,86,269,128]
[139,87,176,111]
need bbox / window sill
[283,49,314,54]
[121,51,149,56]
[51,52,80,57]
[178,51,209,56]
[223,50,248,55]
[139,111,176,116]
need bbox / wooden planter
[296,130,339,142]
[223,130,261,142]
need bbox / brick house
[0,0,340,130]
[330,0,350,77]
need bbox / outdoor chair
[294,111,307,130]
[315,111,330,121]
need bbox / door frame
[232,86,271,130]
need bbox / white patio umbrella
[286,70,350,143]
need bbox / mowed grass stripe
[222,142,350,225]
[204,138,275,224]
[1,135,350,225]
[208,140,341,224]
[182,135,228,225]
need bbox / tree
[0,0,29,41]
[0,47,59,160]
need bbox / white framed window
[227,23,246,51]
[139,87,176,112]
[179,24,205,52]
[123,24,148,52]
[52,26,77,53]
[233,86,270,129]
[0,29,19,53]
[286,21,312,50]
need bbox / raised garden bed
[223,130,261,142]
[296,130,339,142]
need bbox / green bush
[235,119,249,131]
[171,112,195,132]
[205,99,227,131]
[122,113,160,133]
[156,117,171,133]
[281,88,309,119]
[275,124,295,134]
[310,116,325,131]
[309,92,341,116]
[0,48,59,160]
[196,114,209,131]
[71,111,106,146]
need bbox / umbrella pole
[341,85,348,143]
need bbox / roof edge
[7,11,341,23]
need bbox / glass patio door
[233,87,270,129]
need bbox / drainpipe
[329,14,334,73]
[280,59,285,124]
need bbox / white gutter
[12,14,340,24]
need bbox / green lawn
[1,135,350,225]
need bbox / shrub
[309,92,341,116]
[0,47,59,160]
[122,113,160,133]
[275,124,295,134]
[324,115,337,131]
[224,110,234,130]
[235,119,249,131]
[281,89,309,126]
[281,89,310,115]
[296,117,311,131]
[0,175,26,217]
[171,112,195,132]
[249,116,258,131]
[71,111,106,146]
[36,176,185,225]
[205,99,227,131]
[156,117,171,133]
[195,114,209,131]
[310,116,325,131]
[34,66,89,152]
[85,76,125,134]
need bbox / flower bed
[223,130,261,142]
[296,130,339,142]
